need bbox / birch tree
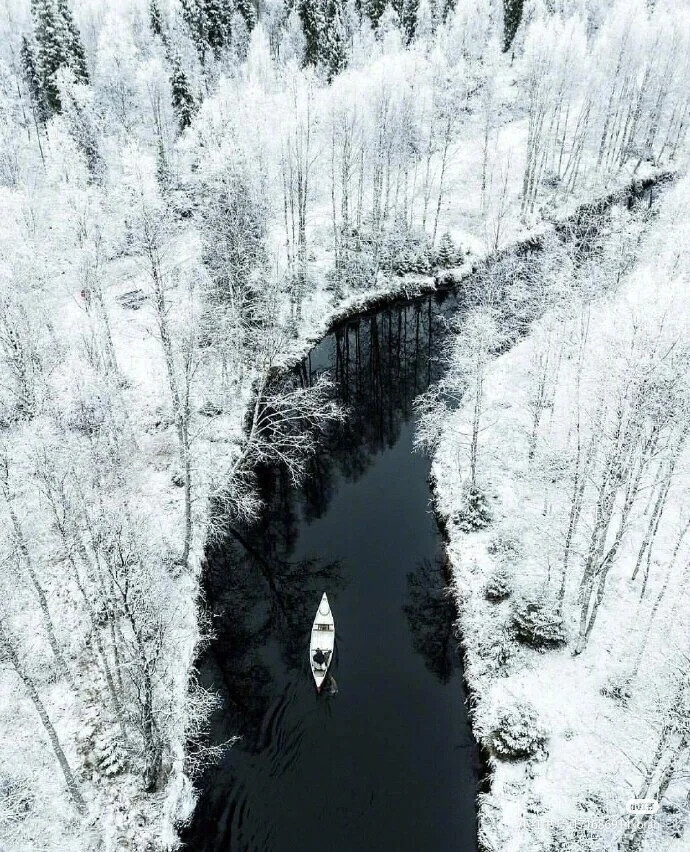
[0,616,86,815]
[0,449,75,690]
[574,327,689,654]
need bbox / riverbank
[430,170,690,851]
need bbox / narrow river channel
[182,289,481,851]
[181,180,660,852]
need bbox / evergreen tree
[171,60,196,132]
[56,0,88,83]
[436,231,459,267]
[413,0,433,44]
[503,0,524,52]
[322,0,347,80]
[440,0,455,23]
[30,0,88,114]
[235,0,257,31]
[20,35,48,124]
[231,11,251,61]
[156,140,171,192]
[75,653,127,784]
[377,2,401,41]
[149,0,164,37]
[180,0,233,60]
[31,0,69,113]
[400,0,418,43]
[298,0,326,67]
[60,72,104,182]
[364,0,387,28]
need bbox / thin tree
[0,616,86,814]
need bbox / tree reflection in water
[403,557,458,685]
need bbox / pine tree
[31,0,69,113]
[322,0,347,80]
[156,140,171,192]
[440,0,455,23]
[60,73,104,181]
[171,60,196,131]
[436,231,458,267]
[204,0,233,53]
[400,0,418,43]
[363,0,387,28]
[503,0,524,52]
[149,0,164,37]
[235,0,257,31]
[299,0,327,67]
[415,242,434,273]
[413,0,432,44]
[30,0,88,114]
[20,35,48,124]
[180,0,233,60]
[76,653,127,784]
[231,11,251,61]
[56,0,88,83]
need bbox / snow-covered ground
[431,170,690,851]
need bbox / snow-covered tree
[298,0,327,67]
[180,0,233,60]
[323,0,348,80]
[20,35,48,125]
[170,59,196,131]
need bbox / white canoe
[310,592,335,691]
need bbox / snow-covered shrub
[0,776,33,822]
[548,825,599,852]
[548,791,613,849]
[327,252,377,292]
[67,388,111,435]
[511,595,567,649]
[657,797,688,841]
[476,629,516,677]
[490,701,548,761]
[452,484,493,532]
[199,400,223,417]
[487,529,523,561]
[600,675,633,706]
[484,566,512,601]
[435,231,462,267]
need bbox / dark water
[182,292,481,852]
[180,184,660,852]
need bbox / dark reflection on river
[182,291,482,852]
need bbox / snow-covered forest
[0,0,688,848]
[427,175,690,851]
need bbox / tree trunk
[0,620,86,814]
[149,255,193,570]
[432,115,452,245]
[1,485,75,690]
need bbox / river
[181,289,481,852]
[180,179,660,852]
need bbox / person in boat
[313,648,330,669]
